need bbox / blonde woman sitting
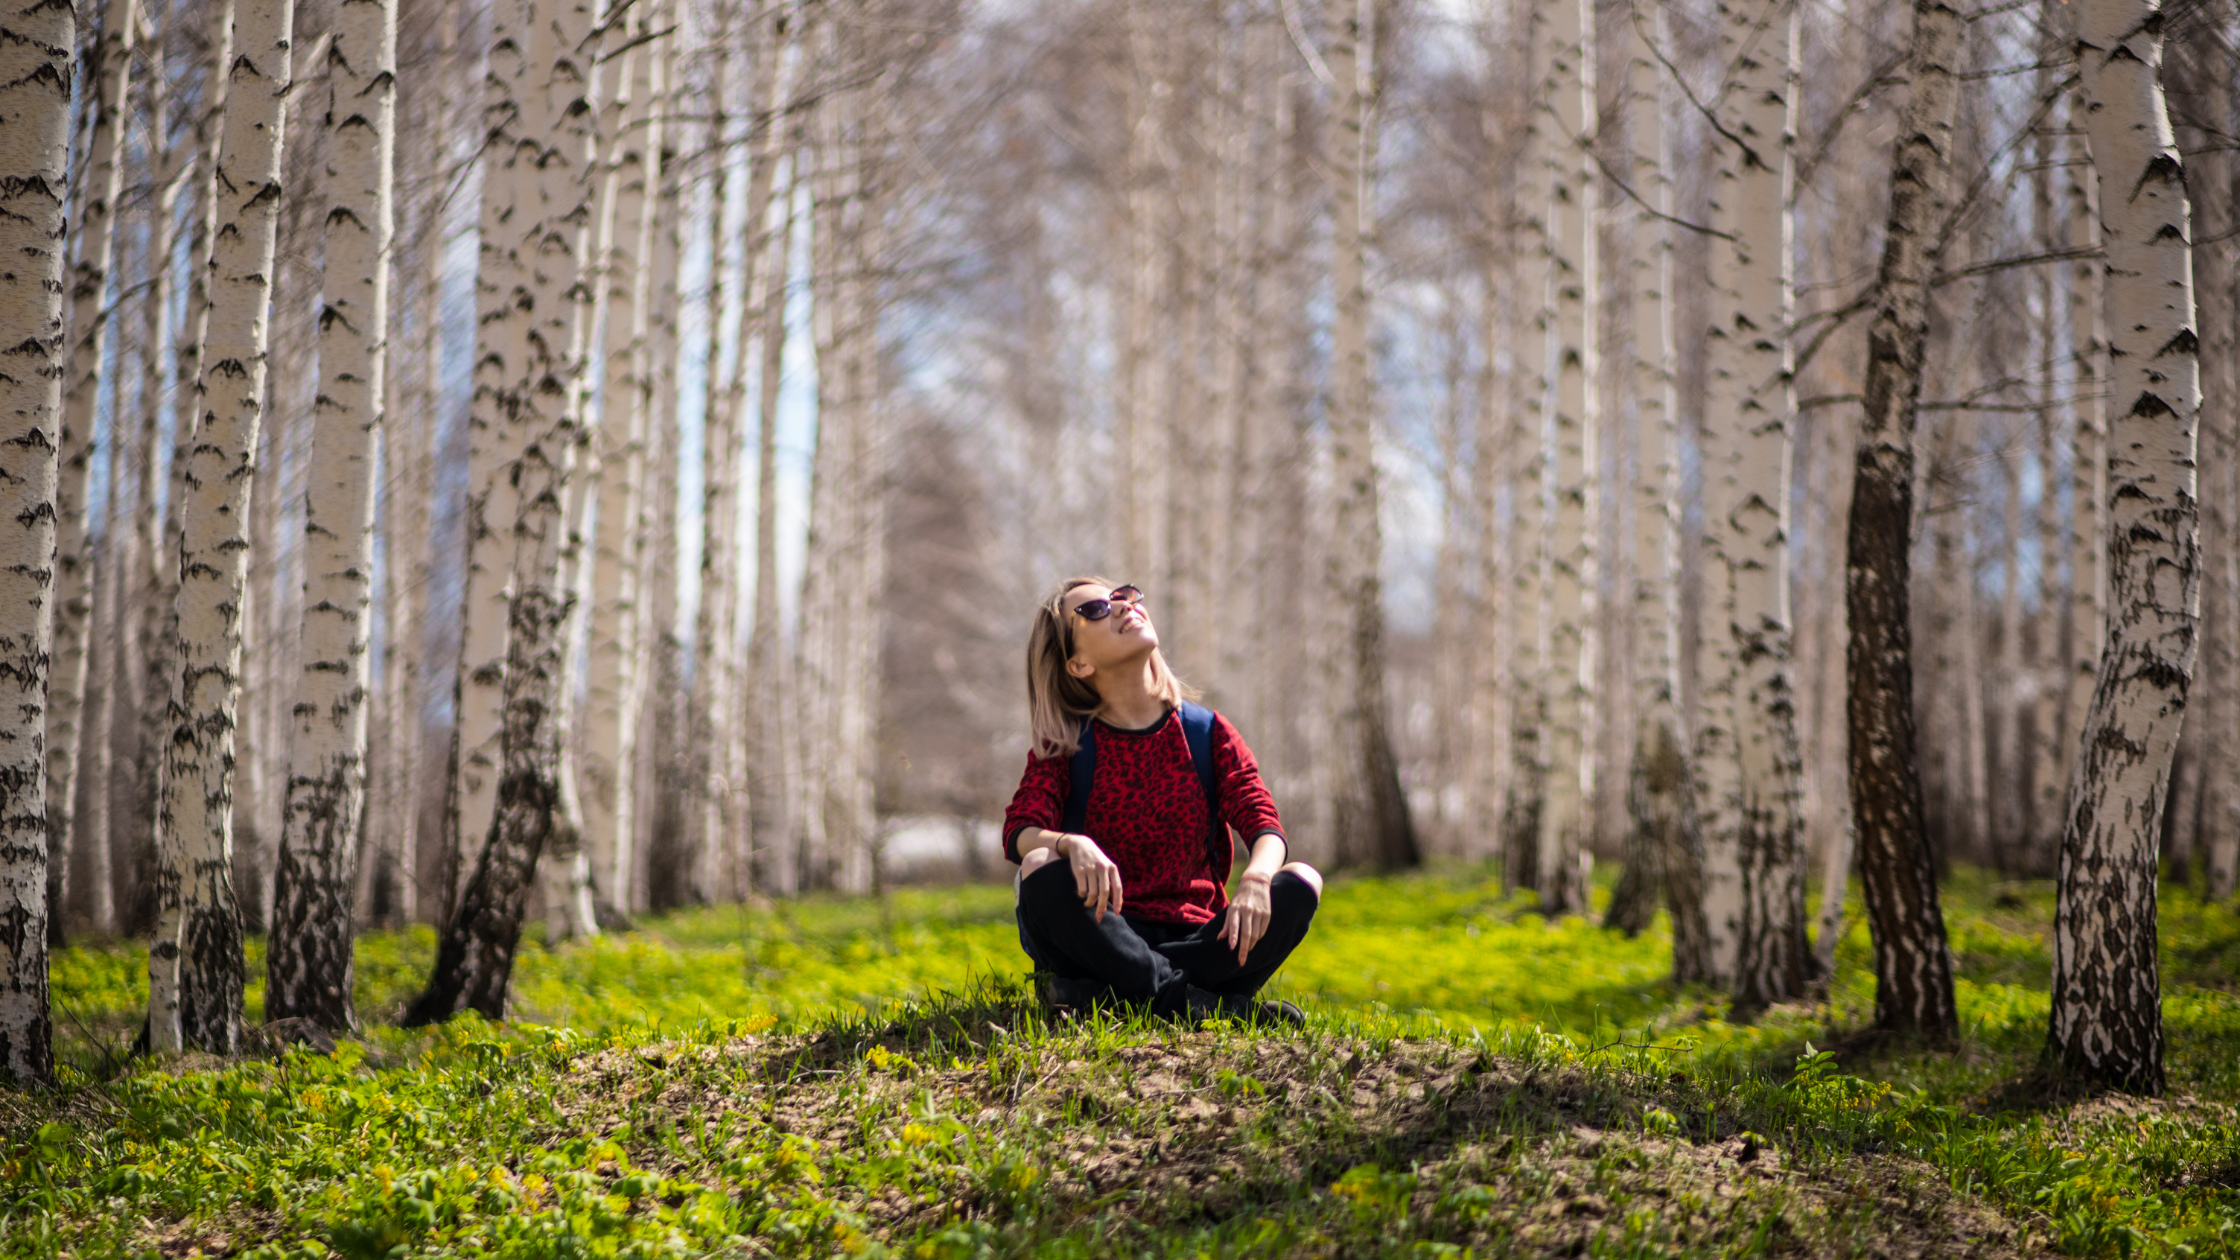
[1001,577,1321,1023]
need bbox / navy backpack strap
[1177,702,1225,861]
[1061,718,1096,833]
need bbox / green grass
[5,866,2239,1257]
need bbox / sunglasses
[1068,585,1144,624]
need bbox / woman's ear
[1065,654,1095,680]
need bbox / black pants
[1015,857,1318,1015]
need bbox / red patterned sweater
[1002,708,1285,925]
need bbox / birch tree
[446,0,536,926]
[583,0,666,912]
[2048,0,2201,1094]
[150,0,295,1055]
[1324,0,1416,870]
[408,0,600,1023]
[1534,0,1595,911]
[46,0,133,945]
[0,0,74,1089]
[1844,0,1960,1038]
[1699,0,1808,1006]
[1608,0,1709,980]
[266,0,397,1031]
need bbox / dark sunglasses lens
[1110,585,1142,603]
[1075,599,1113,621]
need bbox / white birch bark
[1503,0,1551,890]
[1324,0,1415,870]
[2048,0,2200,1094]
[1701,0,1808,1006]
[689,31,734,906]
[154,0,295,1055]
[2060,94,2108,854]
[0,0,74,1087]
[583,2,665,912]
[1535,0,1595,911]
[1119,0,1169,591]
[744,78,796,893]
[46,0,134,945]
[266,0,396,1031]
[447,0,535,924]
[408,0,601,1022]
[1609,0,1709,977]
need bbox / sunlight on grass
[13,866,2240,1258]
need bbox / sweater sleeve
[1211,714,1284,850]
[1000,751,1069,863]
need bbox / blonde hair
[1025,575,1195,759]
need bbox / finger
[1106,870,1123,917]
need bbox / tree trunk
[47,0,136,953]
[583,5,664,914]
[445,0,536,930]
[2059,79,2108,879]
[1324,0,1415,872]
[690,26,734,907]
[151,0,295,1056]
[408,0,600,1024]
[1503,0,1548,894]
[1705,0,1808,1010]
[2168,29,2237,900]
[1608,0,1709,977]
[1844,0,1961,1039]
[0,0,74,1088]
[2047,0,2201,1096]
[266,0,396,1032]
[1533,0,1596,912]
[745,131,795,894]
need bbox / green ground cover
[4,867,2238,1258]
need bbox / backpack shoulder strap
[1178,702,1220,832]
[1061,718,1097,833]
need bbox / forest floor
[4,867,2239,1258]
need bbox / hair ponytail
[1025,576,1195,759]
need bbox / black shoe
[1181,986,1306,1027]
[1033,972,1103,1012]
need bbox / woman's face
[1062,583,1158,677]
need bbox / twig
[1930,245,2103,287]
[1279,0,1337,90]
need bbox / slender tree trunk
[1324,0,1415,871]
[1608,1,1709,976]
[1705,0,1808,1009]
[2169,30,2237,899]
[47,0,135,953]
[745,143,795,894]
[446,0,535,930]
[1533,0,1596,911]
[266,0,395,1032]
[2059,82,2108,877]
[1503,0,1549,893]
[583,5,664,915]
[2047,0,2200,1095]
[152,0,295,1056]
[1119,0,1169,596]
[2027,51,2069,870]
[408,0,599,1024]
[690,25,734,906]
[0,0,75,1089]
[1844,0,1961,1039]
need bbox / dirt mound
[554,1024,2052,1256]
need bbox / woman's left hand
[1220,875,1273,964]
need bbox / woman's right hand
[1056,833,1124,922]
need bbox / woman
[1003,576,1322,1022]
